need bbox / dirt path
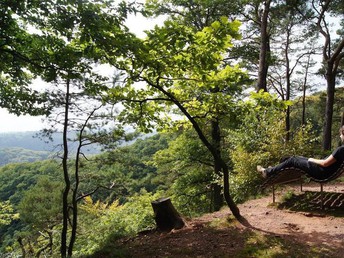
[115,183,344,258]
[238,187,344,250]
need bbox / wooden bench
[261,162,344,209]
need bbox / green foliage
[10,178,64,256]
[0,1,52,116]
[0,160,62,205]
[0,201,19,226]
[78,133,171,204]
[229,90,291,156]
[0,147,51,166]
[171,166,214,217]
[18,177,63,229]
[0,160,63,255]
[152,131,214,216]
[291,87,344,147]
[0,134,168,256]
[74,191,161,257]
[227,91,320,203]
[108,15,249,133]
[2,0,343,257]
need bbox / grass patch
[237,231,331,258]
[207,214,238,228]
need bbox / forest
[0,0,343,257]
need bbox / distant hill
[0,147,51,166]
[0,131,57,166]
[0,131,100,166]
[0,131,57,151]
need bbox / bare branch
[76,183,116,202]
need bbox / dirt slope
[114,182,344,258]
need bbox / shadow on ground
[278,191,344,216]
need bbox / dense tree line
[0,0,343,256]
[0,147,50,166]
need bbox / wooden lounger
[261,162,344,208]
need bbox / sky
[0,10,164,133]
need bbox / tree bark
[211,119,224,211]
[61,78,71,258]
[151,198,185,231]
[284,27,291,142]
[315,0,344,150]
[222,162,240,219]
[323,70,335,150]
[257,0,271,92]
[301,54,312,126]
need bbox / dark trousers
[266,156,323,178]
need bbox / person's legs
[265,156,310,176]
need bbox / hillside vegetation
[0,147,51,166]
[0,131,101,166]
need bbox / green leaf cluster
[0,201,19,227]
[74,190,161,256]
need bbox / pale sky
[0,10,164,133]
[0,110,44,133]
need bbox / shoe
[257,165,268,178]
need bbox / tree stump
[151,197,185,231]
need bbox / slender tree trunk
[61,78,71,258]
[323,69,336,150]
[314,0,344,150]
[257,0,271,92]
[284,28,291,142]
[67,107,94,256]
[68,141,80,256]
[221,161,240,218]
[211,120,223,211]
[301,54,311,126]
[17,237,26,258]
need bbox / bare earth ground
[113,182,344,258]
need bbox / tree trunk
[61,78,71,258]
[323,71,335,150]
[222,162,241,219]
[314,1,344,150]
[257,0,271,92]
[212,183,223,212]
[68,134,81,256]
[285,56,291,142]
[151,198,185,231]
[17,237,26,258]
[301,54,311,126]
[211,120,223,211]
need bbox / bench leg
[272,184,275,203]
[320,183,324,210]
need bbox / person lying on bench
[257,126,344,180]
